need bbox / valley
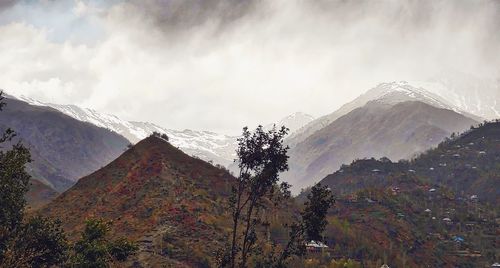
[1,81,498,267]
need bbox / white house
[305,240,328,252]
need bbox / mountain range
[3,78,496,199]
[3,77,497,267]
[285,81,482,148]
[40,115,500,267]
[282,82,479,192]
[8,93,315,168]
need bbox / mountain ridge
[0,96,129,207]
[286,81,483,147]
[284,100,478,193]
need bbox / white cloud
[0,0,499,134]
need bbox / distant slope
[8,92,316,168]
[0,97,129,196]
[313,121,500,204]
[41,136,234,267]
[284,100,477,192]
[419,71,500,120]
[286,81,481,147]
[25,179,59,210]
[265,112,315,135]
[8,93,239,167]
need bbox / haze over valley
[0,1,499,267]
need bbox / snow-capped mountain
[6,92,314,168]
[413,72,500,120]
[265,112,314,135]
[286,81,483,147]
[6,93,239,167]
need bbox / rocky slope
[41,135,235,267]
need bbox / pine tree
[301,183,335,242]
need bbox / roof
[305,240,329,248]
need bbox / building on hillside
[305,240,329,253]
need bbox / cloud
[128,0,260,34]
[0,0,19,12]
[0,0,499,134]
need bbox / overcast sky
[1,0,499,134]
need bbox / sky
[0,0,499,135]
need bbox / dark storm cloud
[0,0,19,12]
[130,0,261,33]
[2,0,500,133]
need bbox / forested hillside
[300,121,500,267]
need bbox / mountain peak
[42,131,234,266]
[284,80,476,147]
[267,112,315,135]
[368,81,449,107]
